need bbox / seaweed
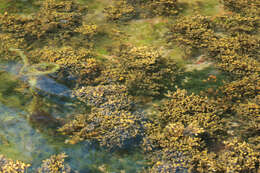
[95,44,182,97]
[0,0,259,172]
[0,153,74,173]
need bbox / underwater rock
[35,76,72,98]
[29,109,61,129]
[0,61,72,98]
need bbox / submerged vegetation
[0,0,259,172]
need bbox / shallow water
[0,0,149,170]
[0,63,147,172]
[1,0,257,172]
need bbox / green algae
[177,66,231,95]
[0,0,40,14]
[0,72,30,109]
[196,0,223,16]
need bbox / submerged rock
[29,109,61,129]
[0,62,72,98]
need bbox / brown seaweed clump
[0,0,101,87]
[190,138,259,173]
[29,46,101,86]
[128,0,180,17]
[59,84,147,150]
[215,72,259,114]
[167,12,259,77]
[0,18,28,61]
[141,0,179,16]
[104,1,136,22]
[0,0,259,172]
[37,153,72,173]
[210,138,259,173]
[142,89,260,172]
[74,84,135,112]
[168,14,216,56]
[34,0,97,47]
[207,34,260,77]
[96,44,181,97]
[58,110,145,150]
[104,0,179,22]
[232,95,260,148]
[213,13,259,35]
[215,74,259,150]
[219,0,260,16]
[142,89,223,172]
[156,89,221,134]
[0,154,30,173]
[0,0,88,44]
[0,0,98,64]
[0,153,74,173]
[219,73,259,103]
